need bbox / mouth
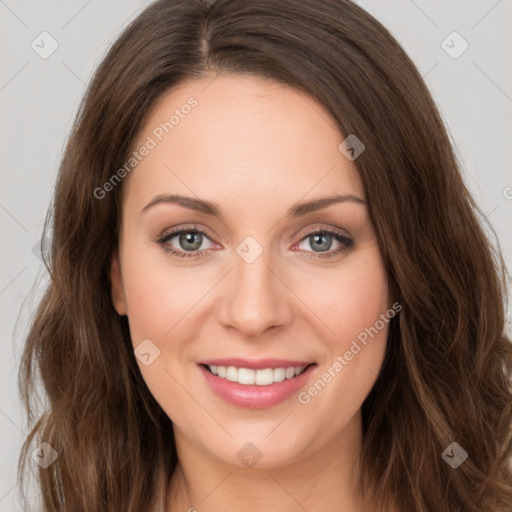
[197,359,318,408]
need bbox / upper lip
[199,358,315,370]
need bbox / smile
[198,359,317,408]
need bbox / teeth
[226,366,238,382]
[255,368,273,385]
[285,367,295,379]
[238,367,255,385]
[273,367,286,382]
[206,365,307,385]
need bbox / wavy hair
[18,0,512,510]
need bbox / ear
[110,247,127,316]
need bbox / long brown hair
[18,0,512,510]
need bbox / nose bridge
[218,236,291,336]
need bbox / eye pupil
[180,231,202,251]
[310,233,332,252]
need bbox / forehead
[123,74,364,213]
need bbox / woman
[18,0,512,511]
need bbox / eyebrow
[140,193,367,218]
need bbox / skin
[110,73,392,512]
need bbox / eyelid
[296,223,351,239]
[157,223,216,243]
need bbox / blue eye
[156,226,215,259]
[294,230,353,259]
[155,224,353,260]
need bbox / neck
[165,411,377,512]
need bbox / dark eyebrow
[287,194,367,216]
[140,193,366,217]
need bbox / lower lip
[198,364,317,408]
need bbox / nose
[217,248,293,338]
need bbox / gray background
[1,1,511,510]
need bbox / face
[110,74,391,469]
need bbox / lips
[197,358,317,408]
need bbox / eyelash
[154,223,354,260]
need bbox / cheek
[309,248,389,349]
[295,248,390,431]
[120,238,211,343]
[119,242,204,421]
